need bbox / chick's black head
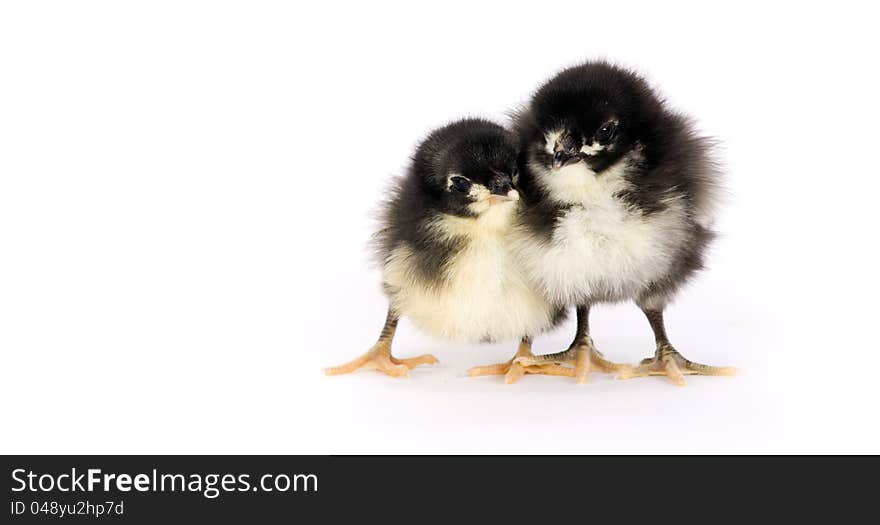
[518,62,665,176]
[413,118,519,217]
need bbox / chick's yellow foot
[616,344,736,386]
[468,339,574,384]
[468,360,575,384]
[324,343,438,378]
[514,341,632,384]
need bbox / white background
[2,1,878,454]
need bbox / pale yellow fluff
[382,200,557,343]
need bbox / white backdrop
[2,1,878,453]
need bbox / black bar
[2,456,874,522]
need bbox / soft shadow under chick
[326,118,567,381]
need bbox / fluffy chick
[326,118,567,381]
[510,62,735,385]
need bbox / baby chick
[510,62,736,385]
[326,118,567,381]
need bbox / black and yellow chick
[326,118,568,381]
[510,62,736,385]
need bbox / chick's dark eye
[450,176,471,193]
[595,122,617,145]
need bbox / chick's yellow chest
[383,208,556,343]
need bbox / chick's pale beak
[552,150,572,170]
[487,189,519,205]
[552,134,582,170]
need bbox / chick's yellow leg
[324,310,438,378]
[514,341,630,384]
[512,306,631,384]
[616,307,735,386]
[468,337,574,384]
[616,343,736,386]
[324,343,437,377]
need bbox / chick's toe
[325,343,438,378]
[468,337,575,384]
[616,344,736,386]
[514,342,631,385]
